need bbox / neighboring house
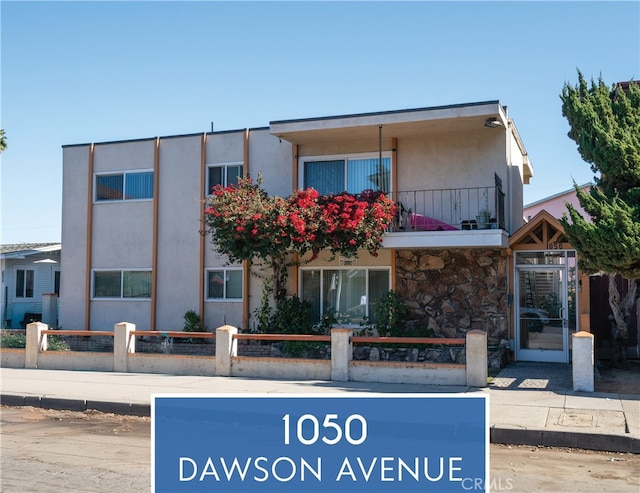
[524,183,592,221]
[1,243,61,328]
[60,100,588,363]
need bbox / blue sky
[1,1,639,244]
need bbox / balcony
[382,186,509,249]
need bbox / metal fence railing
[389,185,505,232]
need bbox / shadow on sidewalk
[490,362,573,391]
[492,360,640,395]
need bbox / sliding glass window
[95,171,154,202]
[93,270,151,299]
[302,154,391,196]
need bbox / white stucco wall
[91,202,154,267]
[90,300,151,331]
[156,135,203,331]
[248,128,293,198]
[507,130,526,232]
[202,131,246,329]
[92,139,155,171]
[128,354,216,376]
[60,145,90,330]
[205,130,245,165]
[395,130,505,192]
[90,140,156,331]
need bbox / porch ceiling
[270,101,507,145]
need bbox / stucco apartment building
[61,101,588,363]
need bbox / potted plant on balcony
[476,188,491,229]
[476,208,491,229]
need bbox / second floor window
[207,163,243,194]
[95,171,154,201]
[302,154,391,196]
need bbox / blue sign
[153,394,488,492]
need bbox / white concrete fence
[6,322,488,387]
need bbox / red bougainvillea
[203,176,396,298]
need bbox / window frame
[299,266,391,325]
[205,267,244,301]
[298,152,392,195]
[94,169,155,203]
[206,162,244,195]
[15,268,35,299]
[91,269,152,300]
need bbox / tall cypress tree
[560,72,640,368]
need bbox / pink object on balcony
[410,213,458,231]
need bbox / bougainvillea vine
[203,176,396,300]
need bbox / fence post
[331,328,353,382]
[216,325,237,376]
[25,322,48,368]
[572,331,594,392]
[466,330,487,387]
[114,322,135,373]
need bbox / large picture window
[207,163,243,194]
[15,269,35,298]
[206,269,243,300]
[302,154,391,196]
[93,270,151,299]
[95,171,154,201]
[301,268,390,325]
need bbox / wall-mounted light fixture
[484,117,503,128]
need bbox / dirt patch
[2,405,150,437]
[595,359,640,395]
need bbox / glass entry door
[516,266,569,362]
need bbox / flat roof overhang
[270,101,507,145]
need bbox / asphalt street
[2,406,639,493]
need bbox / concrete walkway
[1,364,638,453]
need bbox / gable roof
[0,243,61,259]
[509,210,570,249]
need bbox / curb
[1,393,150,417]
[491,426,640,454]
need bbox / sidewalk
[1,364,638,453]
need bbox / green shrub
[362,290,409,337]
[183,310,205,332]
[253,283,273,333]
[360,290,436,342]
[0,333,69,351]
[269,297,315,335]
[47,335,70,351]
[260,296,329,358]
[1,333,26,348]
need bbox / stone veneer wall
[395,248,510,368]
